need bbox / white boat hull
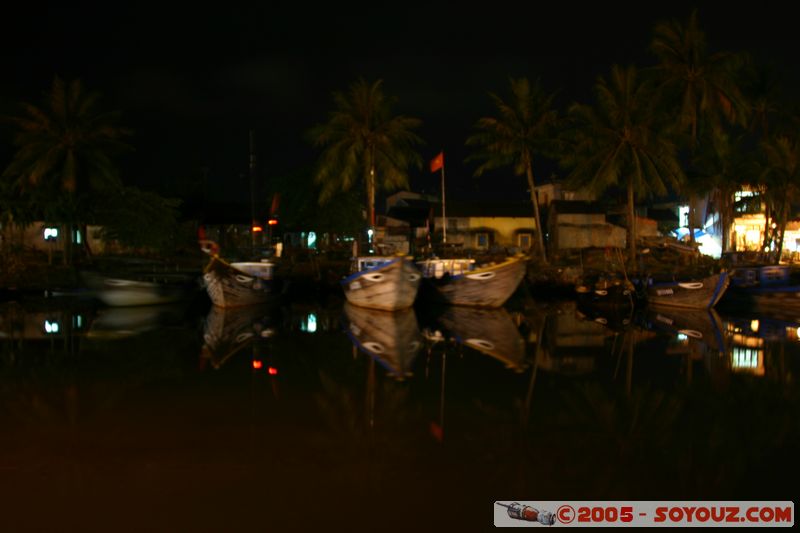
[341,257,421,311]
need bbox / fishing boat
[200,240,280,308]
[644,271,729,309]
[416,255,527,307]
[575,271,639,309]
[721,263,800,313]
[81,270,197,307]
[343,302,422,380]
[340,255,421,311]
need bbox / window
[43,227,59,241]
[518,233,532,250]
[476,232,489,249]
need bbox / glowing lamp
[268,367,278,375]
[252,360,263,370]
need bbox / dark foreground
[1,294,798,531]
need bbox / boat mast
[249,129,257,255]
[440,151,446,245]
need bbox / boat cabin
[230,261,276,280]
[352,256,398,273]
[417,258,476,278]
[730,264,791,288]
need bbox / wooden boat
[575,272,639,309]
[722,264,800,313]
[343,302,422,380]
[434,306,527,372]
[202,255,279,308]
[644,271,729,309]
[81,270,196,307]
[340,256,421,311]
[416,255,527,307]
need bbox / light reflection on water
[0,296,798,530]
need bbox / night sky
[2,3,799,209]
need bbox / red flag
[270,193,281,215]
[430,151,444,173]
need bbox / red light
[268,219,278,226]
[268,367,278,375]
[252,360,263,369]
[252,226,263,232]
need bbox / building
[385,192,538,254]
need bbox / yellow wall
[466,217,536,241]
[432,216,536,248]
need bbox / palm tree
[742,60,783,140]
[758,135,800,262]
[560,65,684,265]
[466,78,557,263]
[309,78,422,250]
[650,8,748,245]
[692,128,754,253]
[2,76,131,262]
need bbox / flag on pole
[430,151,444,173]
[270,192,281,215]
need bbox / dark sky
[2,3,799,207]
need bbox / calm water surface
[1,293,798,531]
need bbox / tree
[692,128,754,253]
[271,166,364,238]
[308,78,422,250]
[466,78,557,263]
[650,9,748,246]
[2,76,131,262]
[560,65,684,264]
[93,185,183,254]
[758,135,800,262]
[742,60,783,140]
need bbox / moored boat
[575,271,639,309]
[417,255,527,307]
[81,270,196,307]
[202,254,279,308]
[644,271,729,310]
[722,263,800,313]
[341,256,421,311]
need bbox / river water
[1,293,797,531]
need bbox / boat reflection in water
[642,306,726,355]
[0,302,91,342]
[88,304,188,339]
[200,304,279,369]
[538,301,617,376]
[432,306,527,372]
[342,302,422,380]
